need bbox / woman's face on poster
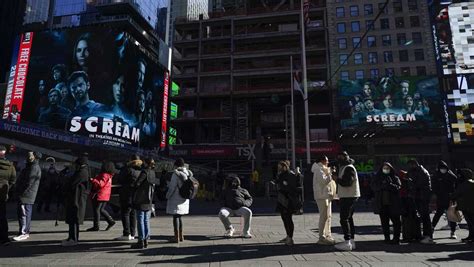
[138,94,146,113]
[112,75,125,104]
[76,40,89,67]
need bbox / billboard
[445,75,474,144]
[2,27,168,149]
[338,76,444,130]
[430,1,474,75]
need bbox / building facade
[168,0,209,45]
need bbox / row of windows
[335,0,419,18]
[336,16,421,33]
[337,32,423,49]
[338,49,425,65]
[340,66,427,81]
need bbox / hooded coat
[371,163,401,215]
[406,161,431,200]
[222,177,253,210]
[432,161,457,208]
[64,163,91,225]
[118,160,143,205]
[451,169,474,214]
[166,167,191,215]
[0,158,16,202]
[16,160,42,204]
[132,169,158,211]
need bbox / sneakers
[285,237,294,246]
[317,237,336,245]
[350,239,356,250]
[114,235,134,241]
[335,240,352,251]
[450,233,457,240]
[224,227,235,238]
[279,236,289,243]
[105,221,116,231]
[242,233,253,239]
[420,236,435,244]
[61,239,78,247]
[13,234,29,241]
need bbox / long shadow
[428,251,474,262]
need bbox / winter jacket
[451,169,474,214]
[118,160,143,204]
[275,170,302,213]
[132,169,158,211]
[432,161,457,207]
[64,164,91,225]
[406,164,431,199]
[0,158,16,202]
[371,163,401,215]
[312,162,336,200]
[222,177,253,210]
[91,172,113,202]
[16,160,42,205]
[166,167,191,215]
[336,159,360,198]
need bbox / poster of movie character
[5,27,167,149]
[338,76,444,130]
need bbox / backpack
[178,170,199,199]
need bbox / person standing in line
[0,145,17,246]
[166,158,190,243]
[431,161,458,239]
[87,161,116,232]
[114,155,142,241]
[371,163,402,244]
[406,159,433,244]
[334,151,360,251]
[62,155,91,247]
[399,170,422,242]
[13,152,42,242]
[311,155,337,245]
[131,158,159,249]
[451,169,474,243]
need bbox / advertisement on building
[338,76,444,130]
[445,75,474,144]
[430,1,474,75]
[2,27,168,149]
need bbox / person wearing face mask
[431,161,458,239]
[371,163,402,244]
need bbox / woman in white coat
[312,155,337,245]
[166,158,190,243]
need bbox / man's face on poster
[138,93,146,113]
[70,76,89,102]
[400,82,409,95]
[48,91,60,106]
[59,84,68,99]
[38,80,46,95]
[137,61,146,89]
[383,95,393,109]
[364,99,374,111]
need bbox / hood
[175,167,192,180]
[0,159,12,170]
[379,162,396,175]
[437,160,449,170]
[340,158,355,166]
[128,159,143,169]
[230,176,241,188]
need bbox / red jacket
[91,172,113,201]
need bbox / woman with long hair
[87,161,116,232]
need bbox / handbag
[447,202,464,223]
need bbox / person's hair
[101,160,115,174]
[363,97,373,103]
[73,33,91,65]
[68,71,89,86]
[316,155,328,163]
[52,64,67,78]
[130,154,140,161]
[338,151,349,158]
[174,157,185,167]
[144,158,156,169]
[278,160,290,171]
[48,88,61,97]
[400,80,409,85]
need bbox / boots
[171,230,180,243]
[179,229,184,242]
[131,240,144,249]
[144,239,148,248]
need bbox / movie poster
[338,76,444,130]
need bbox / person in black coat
[431,161,458,239]
[62,155,91,247]
[274,160,303,246]
[371,162,402,244]
[451,169,474,243]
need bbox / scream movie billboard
[338,76,444,130]
[2,28,168,149]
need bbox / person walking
[399,170,422,242]
[371,163,402,244]
[406,159,433,244]
[334,151,360,251]
[62,155,91,246]
[166,158,191,243]
[431,161,458,239]
[312,155,337,245]
[451,168,474,243]
[115,155,142,241]
[13,152,42,242]
[131,158,158,249]
[0,145,16,246]
[87,161,116,232]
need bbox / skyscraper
[168,0,208,45]
[23,0,50,24]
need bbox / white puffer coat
[166,167,191,215]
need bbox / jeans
[120,200,136,236]
[136,210,150,241]
[68,223,79,241]
[173,215,183,232]
[280,212,294,238]
[0,201,8,241]
[92,200,114,228]
[415,197,433,238]
[17,203,33,235]
[218,207,252,235]
[316,199,332,238]
[432,207,456,233]
[379,205,401,241]
[339,197,357,241]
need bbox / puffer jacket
[166,167,191,215]
[371,163,401,215]
[432,161,457,206]
[222,177,253,210]
[118,160,143,204]
[406,163,431,199]
[312,162,336,200]
[0,158,16,202]
[91,172,113,201]
[16,160,42,204]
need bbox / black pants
[280,212,294,238]
[0,201,8,242]
[379,205,401,241]
[173,215,183,232]
[463,210,474,239]
[68,223,79,241]
[92,200,114,228]
[340,197,357,241]
[120,200,136,236]
[36,192,52,212]
[415,198,433,238]
[432,205,456,233]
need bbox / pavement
[0,199,473,267]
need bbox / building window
[340,54,348,65]
[355,70,364,80]
[382,35,391,46]
[380,18,390,30]
[395,17,405,28]
[401,67,411,76]
[354,53,363,64]
[408,0,418,12]
[378,3,388,14]
[350,5,359,16]
[397,33,407,45]
[338,38,347,49]
[337,23,346,33]
[369,52,378,64]
[352,37,361,48]
[416,66,426,76]
[366,20,374,30]
[384,51,393,63]
[412,32,422,44]
[370,69,379,79]
[393,0,403,13]
[385,68,394,76]
[364,4,373,16]
[336,7,345,18]
[410,16,420,27]
[399,50,409,62]
[367,36,376,47]
[414,49,424,60]
[351,21,360,32]
[340,71,349,80]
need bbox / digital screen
[338,76,444,130]
[445,75,474,144]
[2,27,169,149]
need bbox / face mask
[440,169,447,174]
[382,169,390,175]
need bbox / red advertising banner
[8,32,34,123]
[160,71,170,148]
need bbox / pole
[300,1,311,164]
[290,56,296,169]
